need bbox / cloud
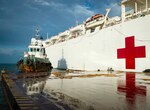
[28,0,95,24]
[0,48,14,55]
[33,0,65,8]
[63,4,95,24]
[0,48,23,56]
[109,3,121,17]
[104,1,121,17]
[47,1,65,8]
[31,0,95,17]
[0,48,24,63]
[73,5,95,17]
[34,0,50,6]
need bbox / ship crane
[101,8,111,29]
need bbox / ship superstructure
[27,28,47,59]
[44,0,150,72]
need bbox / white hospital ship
[42,0,150,72]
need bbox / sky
[0,0,121,64]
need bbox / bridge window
[33,87,35,91]
[29,48,33,52]
[34,48,36,52]
[36,87,38,92]
[37,48,39,52]
[29,87,31,91]
[43,48,45,54]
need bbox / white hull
[45,14,150,72]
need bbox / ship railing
[46,30,84,46]
[139,5,146,12]
[85,17,104,26]
[125,5,150,21]
[148,3,150,8]
[125,13,139,21]
[148,3,150,11]
[105,20,121,27]
[68,33,76,39]
[125,9,135,20]
[125,9,134,16]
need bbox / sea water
[0,63,17,74]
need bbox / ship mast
[35,28,40,39]
[47,33,49,39]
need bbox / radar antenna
[47,33,49,39]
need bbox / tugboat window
[29,87,31,91]
[43,48,45,54]
[30,48,33,52]
[37,48,39,52]
[34,48,36,52]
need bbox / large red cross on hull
[117,36,146,69]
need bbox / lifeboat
[85,14,104,23]
[85,14,105,29]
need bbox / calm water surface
[43,71,150,110]
[0,64,17,73]
[1,64,150,110]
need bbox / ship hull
[45,14,150,72]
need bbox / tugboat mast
[35,28,40,39]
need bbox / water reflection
[117,72,146,110]
[44,71,150,110]
[57,58,68,69]
[57,48,68,69]
[22,76,49,95]
[15,71,150,110]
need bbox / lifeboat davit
[70,24,84,32]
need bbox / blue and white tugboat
[17,28,53,75]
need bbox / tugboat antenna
[74,11,78,26]
[47,33,49,39]
[35,28,40,39]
